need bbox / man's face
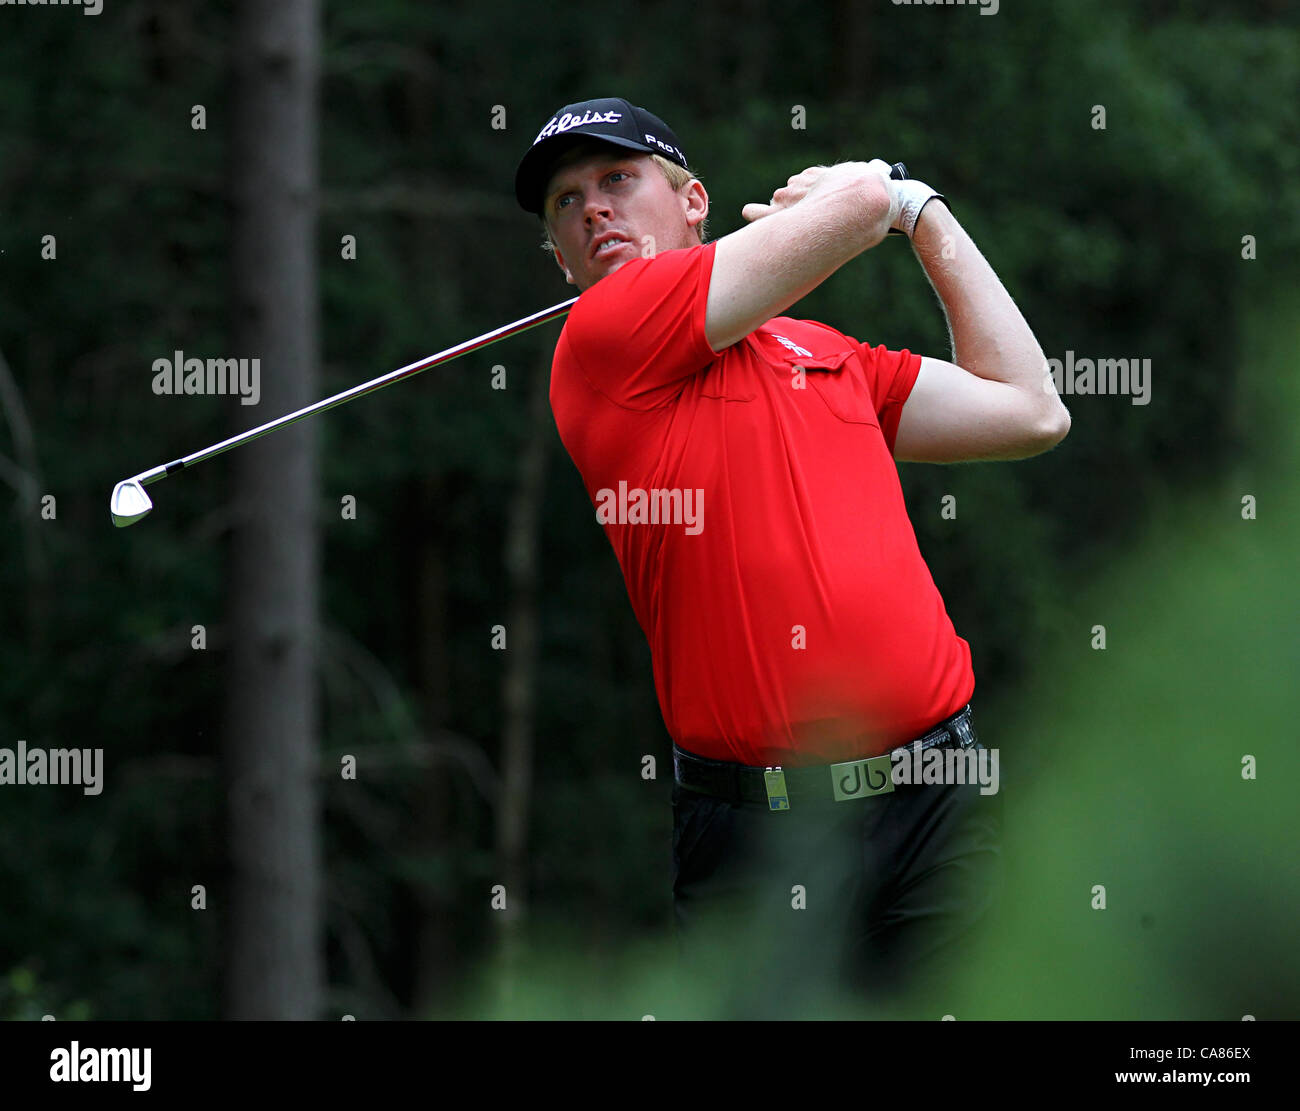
[541,145,706,291]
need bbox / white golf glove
[863,159,949,239]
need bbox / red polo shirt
[549,241,973,766]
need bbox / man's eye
[554,171,627,212]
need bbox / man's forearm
[910,203,1060,409]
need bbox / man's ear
[683,180,709,238]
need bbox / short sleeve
[855,342,922,454]
[563,242,720,410]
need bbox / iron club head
[111,478,153,527]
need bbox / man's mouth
[590,233,632,260]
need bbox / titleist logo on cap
[534,109,624,145]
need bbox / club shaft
[134,297,577,487]
[128,171,909,491]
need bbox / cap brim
[515,133,654,215]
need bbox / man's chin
[577,257,632,290]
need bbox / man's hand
[741,160,899,246]
[743,160,944,241]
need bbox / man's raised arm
[705,162,898,352]
[892,202,1071,462]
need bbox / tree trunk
[222,0,323,1021]
[494,347,553,1001]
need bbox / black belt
[672,704,979,810]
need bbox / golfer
[515,97,1070,1015]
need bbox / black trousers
[671,742,1003,1018]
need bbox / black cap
[515,97,689,215]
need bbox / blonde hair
[539,153,707,253]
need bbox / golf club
[111,163,911,527]
[110,296,577,526]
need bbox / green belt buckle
[763,767,790,811]
[829,754,896,801]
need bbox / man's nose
[583,192,613,222]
